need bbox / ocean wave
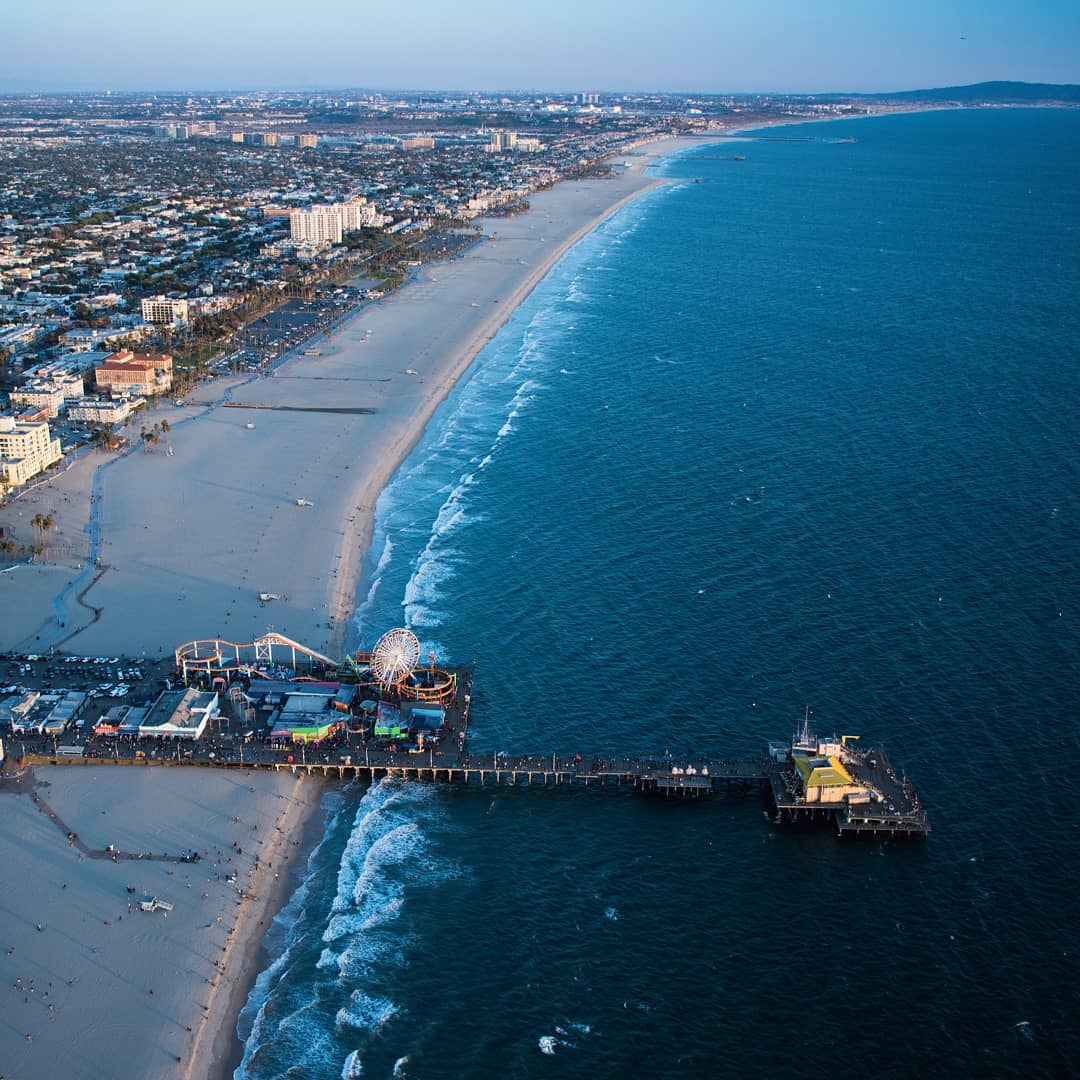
[323,822,424,944]
[397,373,544,632]
[326,783,424,923]
[334,928,417,982]
[241,998,341,1080]
[354,533,394,645]
[335,990,399,1033]
[236,790,351,1071]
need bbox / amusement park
[172,627,468,755]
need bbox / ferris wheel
[370,627,421,687]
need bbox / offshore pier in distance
[6,628,930,840]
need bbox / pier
[2,630,930,840]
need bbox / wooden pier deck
[17,748,928,838]
[4,656,929,839]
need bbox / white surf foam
[236,790,351,1069]
[335,990,399,1033]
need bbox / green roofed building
[793,754,865,804]
[288,721,340,743]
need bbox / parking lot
[0,651,176,743]
[231,290,363,371]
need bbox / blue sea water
[236,109,1080,1079]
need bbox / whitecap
[335,991,398,1033]
[538,1036,557,1055]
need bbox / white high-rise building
[141,296,190,327]
[289,200,381,244]
[289,207,343,245]
[338,199,379,231]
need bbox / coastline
[185,772,318,1080]
[0,133,709,662]
[214,780,331,1080]
[321,170,678,658]
[0,131,715,1080]
[0,765,319,1079]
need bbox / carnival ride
[370,627,421,686]
[174,632,337,683]
[360,628,458,705]
[174,627,458,706]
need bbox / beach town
[0,85,946,1077]
[0,106,720,1076]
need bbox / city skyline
[6,0,1080,95]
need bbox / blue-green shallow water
[236,109,1080,1079]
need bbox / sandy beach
[0,133,715,1079]
[0,134,706,663]
[0,764,316,1079]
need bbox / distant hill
[871,81,1080,104]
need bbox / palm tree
[160,418,170,442]
[42,514,54,558]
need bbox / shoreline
[215,780,331,1080]
[0,765,321,1080]
[185,772,318,1080]
[322,171,677,659]
[0,132,707,661]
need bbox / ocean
[235,109,1080,1079]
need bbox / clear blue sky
[6,0,1079,94]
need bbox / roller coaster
[174,631,338,683]
[174,628,459,706]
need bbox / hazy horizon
[6,0,1079,96]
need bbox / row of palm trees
[0,537,40,561]
[0,514,53,564]
[31,512,54,555]
[139,418,170,452]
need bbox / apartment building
[0,415,63,487]
[8,384,66,418]
[289,199,382,245]
[140,296,190,327]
